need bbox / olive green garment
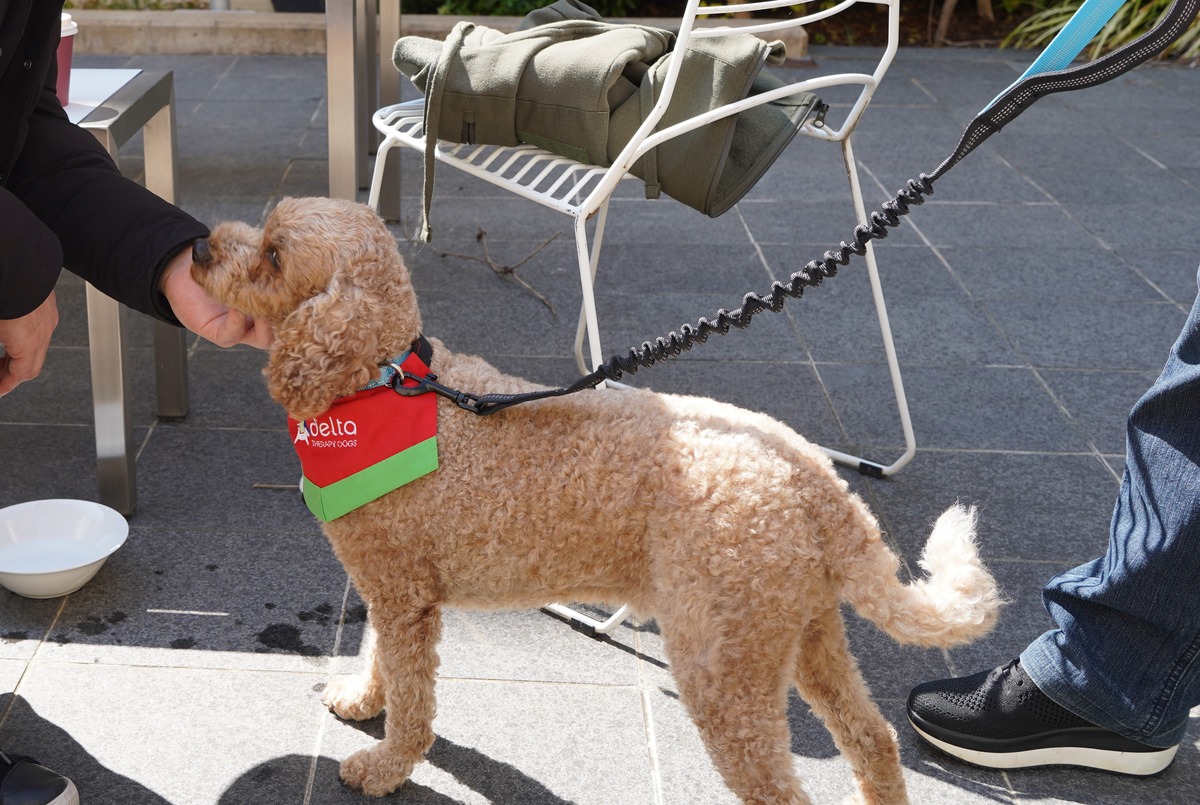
[393,0,821,240]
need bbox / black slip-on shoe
[0,753,79,805]
[907,659,1179,776]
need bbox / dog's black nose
[192,238,212,265]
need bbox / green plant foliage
[992,0,1055,15]
[436,0,641,16]
[1003,0,1199,60]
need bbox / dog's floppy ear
[264,199,423,421]
[266,272,381,421]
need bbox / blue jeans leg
[1021,262,1200,749]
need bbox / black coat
[0,0,207,323]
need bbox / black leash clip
[389,365,486,414]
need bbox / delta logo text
[294,416,359,449]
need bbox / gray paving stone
[1039,367,1159,455]
[864,450,1120,565]
[1,663,326,805]
[315,678,656,805]
[1117,248,1200,307]
[43,524,349,664]
[983,297,1187,370]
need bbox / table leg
[378,0,403,221]
[82,129,137,513]
[143,80,189,420]
[86,283,136,515]
[327,0,360,200]
[357,0,376,191]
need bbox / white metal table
[67,68,185,516]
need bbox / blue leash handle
[986,0,1128,110]
[933,0,1198,180]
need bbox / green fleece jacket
[394,0,820,239]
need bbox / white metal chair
[367,0,912,634]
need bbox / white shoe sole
[910,719,1179,776]
[50,780,79,805]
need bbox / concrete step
[71,9,807,59]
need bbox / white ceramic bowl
[0,500,128,598]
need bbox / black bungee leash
[393,0,1199,417]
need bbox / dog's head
[191,196,422,420]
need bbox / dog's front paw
[842,788,910,805]
[322,675,384,721]
[339,745,415,797]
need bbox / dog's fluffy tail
[840,504,1001,648]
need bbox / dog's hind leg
[339,602,443,797]
[791,605,908,805]
[662,614,813,805]
[323,620,385,721]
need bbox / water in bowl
[0,539,99,574]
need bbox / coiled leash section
[399,0,1198,417]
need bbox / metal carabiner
[389,364,435,396]
[389,366,487,414]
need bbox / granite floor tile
[821,364,1091,454]
[909,202,1096,251]
[1116,247,1200,308]
[940,243,1169,304]
[434,609,644,687]
[0,423,112,506]
[2,664,327,805]
[174,346,277,430]
[128,425,307,530]
[864,450,1120,565]
[315,678,655,805]
[0,346,158,428]
[42,524,349,666]
[1067,202,1200,255]
[982,297,1186,371]
[1038,368,1159,456]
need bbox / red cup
[57,13,78,106]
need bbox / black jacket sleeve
[0,183,62,319]
[4,67,209,325]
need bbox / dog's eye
[266,247,282,272]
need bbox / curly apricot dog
[192,196,1000,804]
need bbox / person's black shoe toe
[0,753,79,805]
[907,659,1178,775]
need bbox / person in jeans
[2,3,268,802]
[907,260,1200,776]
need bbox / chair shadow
[0,694,170,805]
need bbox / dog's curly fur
[193,197,1001,805]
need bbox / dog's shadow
[299,715,573,804]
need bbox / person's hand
[159,244,273,350]
[0,291,59,398]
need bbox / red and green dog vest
[289,345,438,522]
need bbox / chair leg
[823,136,916,478]
[542,603,631,636]
[573,200,611,375]
[554,201,633,635]
[367,137,399,212]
